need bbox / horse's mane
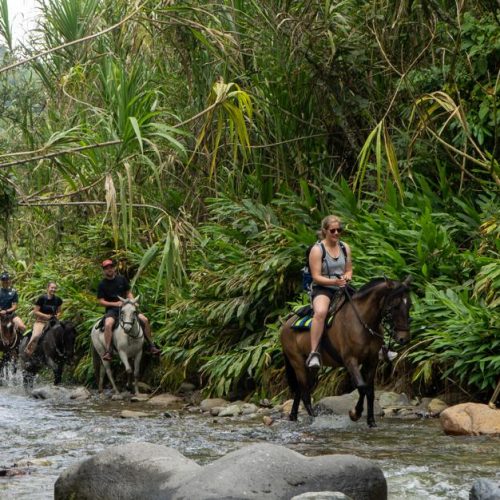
[353,277,389,299]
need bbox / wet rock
[147,393,183,408]
[218,404,242,417]
[0,467,28,477]
[382,406,419,418]
[137,382,152,393]
[69,387,91,400]
[200,398,229,412]
[259,398,273,408]
[291,493,352,500]
[31,386,70,400]
[120,410,153,418]
[179,382,196,393]
[55,442,387,500]
[470,478,500,499]
[378,391,410,408]
[15,458,53,467]
[263,416,273,426]
[130,394,149,402]
[427,398,448,416]
[440,403,500,436]
[315,393,382,417]
[209,406,223,416]
[241,403,258,415]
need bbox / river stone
[218,404,242,417]
[470,478,500,500]
[427,398,448,416]
[130,394,149,402]
[291,492,352,500]
[179,382,196,393]
[31,385,70,400]
[440,403,500,436]
[378,391,410,408]
[70,387,91,400]
[200,398,229,411]
[316,393,382,417]
[147,393,183,408]
[241,403,259,415]
[54,442,200,500]
[54,442,387,500]
[137,381,152,393]
[120,410,153,418]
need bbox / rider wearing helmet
[0,272,26,334]
[97,259,161,361]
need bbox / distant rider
[97,259,161,361]
[0,272,26,334]
[24,281,62,357]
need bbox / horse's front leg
[132,350,143,395]
[102,360,120,394]
[345,358,367,422]
[117,350,133,392]
[364,361,379,428]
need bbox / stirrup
[306,351,321,369]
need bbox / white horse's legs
[102,359,119,394]
[117,349,133,392]
[133,351,143,395]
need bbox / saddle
[290,292,346,331]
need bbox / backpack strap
[339,241,347,261]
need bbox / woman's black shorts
[311,285,340,301]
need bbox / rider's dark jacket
[0,287,18,312]
[97,275,130,313]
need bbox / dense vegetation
[0,0,498,402]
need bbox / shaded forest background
[0,0,498,401]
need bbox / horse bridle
[342,284,410,341]
[118,306,142,339]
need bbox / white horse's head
[117,296,139,334]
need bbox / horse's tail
[283,352,299,395]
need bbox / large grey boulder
[55,442,386,500]
[469,478,500,500]
[315,393,382,417]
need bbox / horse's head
[118,296,139,334]
[60,321,76,362]
[385,276,412,345]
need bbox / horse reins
[342,287,385,340]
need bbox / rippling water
[1,371,499,499]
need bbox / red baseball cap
[101,259,114,268]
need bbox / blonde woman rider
[307,215,352,369]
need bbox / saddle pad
[291,314,333,331]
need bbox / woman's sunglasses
[328,228,343,234]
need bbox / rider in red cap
[97,259,161,361]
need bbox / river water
[1,372,499,500]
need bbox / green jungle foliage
[0,0,498,401]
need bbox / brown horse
[0,313,21,377]
[281,276,412,426]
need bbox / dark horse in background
[0,313,21,379]
[281,277,412,427]
[19,318,76,388]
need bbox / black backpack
[302,241,347,291]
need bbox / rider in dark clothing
[97,259,160,361]
[0,272,26,333]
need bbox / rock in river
[54,442,386,500]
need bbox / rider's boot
[102,348,113,361]
[146,339,161,355]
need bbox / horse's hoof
[368,420,377,428]
[289,414,298,422]
[349,409,361,422]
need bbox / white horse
[91,296,144,395]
